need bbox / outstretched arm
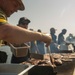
[0,24,52,47]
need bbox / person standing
[0,0,52,48]
[58,29,67,45]
[11,17,31,63]
[36,29,45,54]
[58,29,68,51]
[66,33,74,43]
[50,28,57,43]
[0,0,52,65]
[50,28,59,53]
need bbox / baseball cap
[16,0,25,11]
[18,17,31,25]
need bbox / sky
[8,0,75,38]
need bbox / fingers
[45,35,52,45]
[41,33,52,46]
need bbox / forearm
[0,24,52,46]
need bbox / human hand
[40,33,52,47]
